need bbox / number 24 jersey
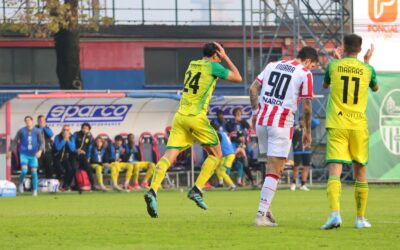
[178,59,229,116]
[256,60,313,128]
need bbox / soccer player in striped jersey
[321,34,379,230]
[249,47,318,226]
[144,42,242,218]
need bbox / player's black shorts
[293,153,311,166]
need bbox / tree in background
[0,0,112,89]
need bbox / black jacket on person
[73,131,93,159]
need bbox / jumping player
[249,47,318,226]
[321,34,378,229]
[144,42,242,218]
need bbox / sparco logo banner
[380,89,400,155]
[208,104,252,119]
[46,104,132,124]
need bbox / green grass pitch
[0,185,399,250]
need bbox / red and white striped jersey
[256,59,313,128]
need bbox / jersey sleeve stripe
[257,104,269,125]
[256,77,263,84]
[290,61,300,66]
[307,73,313,97]
[299,82,304,97]
[289,127,293,140]
[278,108,290,127]
[267,106,279,126]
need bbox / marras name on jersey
[275,64,295,73]
[263,96,283,106]
[338,66,363,75]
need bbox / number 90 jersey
[256,60,313,128]
[178,59,229,116]
[324,58,377,130]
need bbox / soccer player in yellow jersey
[321,34,379,229]
[144,42,242,218]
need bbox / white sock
[330,211,340,217]
[257,174,279,216]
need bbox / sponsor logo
[380,89,400,155]
[367,0,399,35]
[46,104,132,124]
[337,111,364,119]
[369,0,398,22]
[208,104,252,119]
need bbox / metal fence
[0,0,256,26]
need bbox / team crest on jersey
[380,89,400,155]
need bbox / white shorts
[256,125,293,158]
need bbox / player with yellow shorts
[90,136,109,191]
[109,135,134,192]
[144,42,242,218]
[124,134,155,190]
[321,34,379,230]
[212,124,236,190]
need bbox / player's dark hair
[127,133,135,142]
[296,46,319,63]
[203,42,223,57]
[217,109,224,116]
[81,122,91,130]
[24,116,33,121]
[37,115,44,120]
[232,107,242,116]
[95,136,104,143]
[114,135,123,141]
[344,34,362,54]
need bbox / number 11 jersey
[256,60,314,128]
[324,57,377,130]
[178,59,229,116]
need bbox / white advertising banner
[353,0,400,72]
[0,95,251,140]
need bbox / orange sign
[369,0,398,22]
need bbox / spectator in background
[227,107,250,135]
[212,124,236,191]
[109,135,133,192]
[124,133,155,190]
[7,116,44,196]
[36,115,54,178]
[211,109,229,132]
[229,131,256,187]
[90,136,109,191]
[290,115,320,191]
[53,125,76,192]
[73,123,95,190]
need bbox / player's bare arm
[301,98,312,148]
[214,42,242,83]
[363,44,379,92]
[249,80,262,128]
